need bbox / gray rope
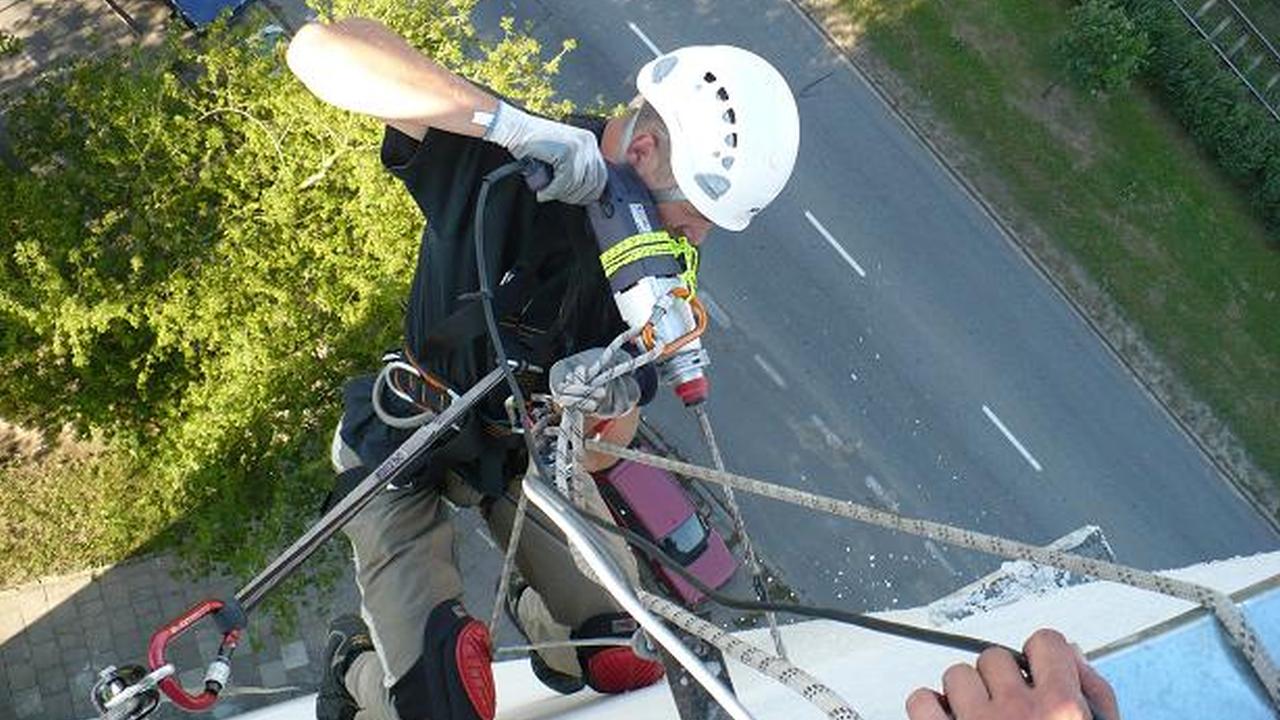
[494,637,631,655]
[370,362,437,429]
[641,591,861,720]
[694,405,787,660]
[589,440,1280,710]
[489,490,530,639]
[550,314,667,579]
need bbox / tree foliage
[1058,0,1150,94]
[0,0,575,586]
[0,31,21,58]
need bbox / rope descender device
[90,663,174,720]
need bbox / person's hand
[485,101,607,204]
[906,629,1119,720]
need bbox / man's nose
[685,225,709,246]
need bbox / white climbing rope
[586,439,1280,711]
[694,404,787,660]
[491,313,667,632]
[641,591,861,720]
[523,472,758,720]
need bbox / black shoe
[529,650,586,695]
[500,573,586,696]
[316,614,375,720]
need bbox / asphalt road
[471,0,1278,611]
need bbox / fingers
[499,107,606,204]
[919,631,1114,720]
[975,647,1026,700]
[905,688,951,720]
[552,155,605,204]
[942,663,989,711]
[576,150,607,204]
[1023,628,1078,695]
[537,162,602,204]
[1073,646,1120,720]
[530,133,606,205]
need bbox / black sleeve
[380,125,521,235]
[379,110,607,223]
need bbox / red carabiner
[148,599,240,711]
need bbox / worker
[285,15,800,720]
[906,629,1121,720]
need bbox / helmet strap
[619,104,687,204]
[651,185,687,203]
[616,109,641,161]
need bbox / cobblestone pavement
[0,0,314,100]
[0,553,359,720]
[0,507,513,720]
[0,0,170,98]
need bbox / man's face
[657,199,713,246]
[602,116,715,244]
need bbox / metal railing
[1167,0,1280,121]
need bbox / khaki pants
[332,422,638,720]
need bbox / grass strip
[830,0,1280,511]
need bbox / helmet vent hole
[724,133,738,148]
[695,173,731,200]
[651,56,679,84]
[716,87,729,101]
[704,72,717,83]
[723,109,736,124]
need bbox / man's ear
[627,133,670,191]
[625,132,660,176]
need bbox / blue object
[169,0,256,28]
[1097,581,1280,718]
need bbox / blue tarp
[1100,584,1280,718]
[170,0,256,27]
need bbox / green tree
[0,0,576,592]
[0,31,21,58]
[1058,0,1150,94]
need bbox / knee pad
[573,613,665,694]
[391,600,495,720]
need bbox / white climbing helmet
[636,45,800,232]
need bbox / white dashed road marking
[626,21,662,58]
[810,414,844,451]
[981,404,1044,472]
[924,540,961,576]
[474,527,498,550]
[866,476,960,574]
[804,210,866,278]
[699,290,732,329]
[753,353,788,389]
[863,475,900,512]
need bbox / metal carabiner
[148,598,245,712]
[641,286,709,358]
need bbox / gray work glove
[549,348,641,418]
[485,100,607,205]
